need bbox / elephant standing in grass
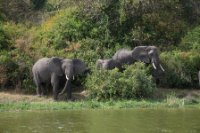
[32,57,89,101]
[112,46,165,72]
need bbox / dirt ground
[0,90,88,103]
[154,88,200,99]
[0,88,200,103]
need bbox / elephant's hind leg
[36,85,42,97]
[33,72,43,97]
[33,79,42,97]
[40,84,46,96]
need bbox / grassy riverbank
[0,89,200,111]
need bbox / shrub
[180,26,200,51]
[85,63,156,101]
[160,25,200,88]
[30,0,47,10]
[160,51,200,88]
[0,23,11,50]
[11,50,35,93]
[0,49,35,92]
[37,8,87,50]
[0,51,18,88]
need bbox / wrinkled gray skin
[32,57,89,101]
[96,59,123,71]
[112,46,165,72]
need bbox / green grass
[1,99,200,112]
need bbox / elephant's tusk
[66,75,69,80]
[73,76,75,80]
[152,62,157,69]
[160,64,165,72]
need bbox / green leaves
[86,63,156,101]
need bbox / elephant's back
[32,58,51,82]
[112,49,134,64]
[32,58,49,72]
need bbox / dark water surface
[0,109,200,133]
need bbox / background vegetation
[0,0,200,100]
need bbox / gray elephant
[32,57,89,100]
[112,46,165,71]
[96,59,123,71]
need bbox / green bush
[0,51,18,88]
[180,26,200,51]
[11,50,35,93]
[160,25,200,88]
[160,51,200,88]
[30,0,47,10]
[0,49,35,92]
[36,5,113,50]
[0,23,11,50]
[85,63,156,101]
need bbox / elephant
[32,57,89,101]
[96,59,123,71]
[112,46,165,72]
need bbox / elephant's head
[49,57,89,79]
[63,58,89,79]
[96,59,122,70]
[48,57,89,96]
[132,46,165,71]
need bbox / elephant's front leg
[59,79,72,100]
[66,80,72,100]
[51,74,60,101]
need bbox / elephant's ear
[132,46,150,63]
[48,57,63,76]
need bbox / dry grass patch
[0,92,53,103]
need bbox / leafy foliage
[0,24,10,50]
[86,63,156,100]
[180,26,200,51]
[30,0,47,10]
[160,51,200,88]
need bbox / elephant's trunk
[59,80,68,96]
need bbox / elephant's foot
[53,98,58,102]
[37,93,45,97]
[37,94,42,97]
[53,95,59,101]
[67,97,75,102]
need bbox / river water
[0,109,200,133]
